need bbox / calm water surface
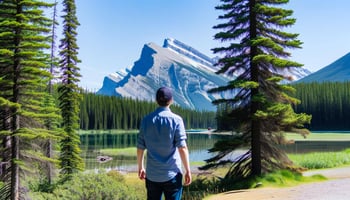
[80,131,350,172]
[80,131,241,171]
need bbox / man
[137,86,192,200]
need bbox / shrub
[29,172,142,200]
[107,170,125,182]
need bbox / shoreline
[205,165,350,200]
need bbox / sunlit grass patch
[289,149,350,169]
[100,147,136,157]
[256,170,326,188]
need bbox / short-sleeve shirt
[137,107,187,182]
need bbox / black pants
[146,173,183,200]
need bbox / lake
[79,131,350,172]
[80,131,242,172]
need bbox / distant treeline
[79,81,350,131]
[79,93,216,130]
[292,81,350,130]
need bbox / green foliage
[289,149,350,169]
[106,170,125,182]
[0,0,60,198]
[252,170,326,188]
[57,0,84,181]
[100,147,136,157]
[292,82,350,130]
[27,175,56,193]
[79,92,217,130]
[205,0,311,179]
[29,172,142,200]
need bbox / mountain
[97,67,130,96]
[297,52,350,83]
[97,38,311,111]
[281,67,311,82]
[97,38,230,111]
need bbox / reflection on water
[80,131,350,172]
[80,132,350,171]
[80,132,234,171]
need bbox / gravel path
[205,166,350,200]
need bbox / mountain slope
[297,52,350,83]
[97,39,229,111]
[97,38,311,111]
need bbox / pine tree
[0,0,58,198]
[44,0,60,187]
[201,0,311,179]
[57,0,84,182]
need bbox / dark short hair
[156,87,173,106]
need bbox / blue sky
[51,0,350,90]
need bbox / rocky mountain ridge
[97,38,312,111]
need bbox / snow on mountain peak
[163,38,219,72]
[97,38,311,110]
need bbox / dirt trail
[205,166,350,200]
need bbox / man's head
[156,87,173,107]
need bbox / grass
[289,148,350,169]
[78,129,138,135]
[286,132,350,141]
[286,132,350,169]
[256,170,326,187]
[123,172,147,197]
[99,147,136,157]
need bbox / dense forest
[214,81,350,131]
[292,82,350,130]
[80,81,350,132]
[79,92,217,130]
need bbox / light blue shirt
[137,107,187,182]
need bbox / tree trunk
[11,135,19,200]
[249,0,262,176]
[46,140,53,185]
[11,2,22,196]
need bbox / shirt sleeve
[174,118,187,148]
[137,119,146,150]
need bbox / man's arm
[137,148,146,180]
[178,145,192,186]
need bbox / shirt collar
[156,106,171,112]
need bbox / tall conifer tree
[57,0,84,181]
[0,0,57,198]
[44,0,60,187]
[201,0,311,179]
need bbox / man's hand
[178,146,192,186]
[137,148,146,180]
[183,171,192,186]
[138,168,146,180]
